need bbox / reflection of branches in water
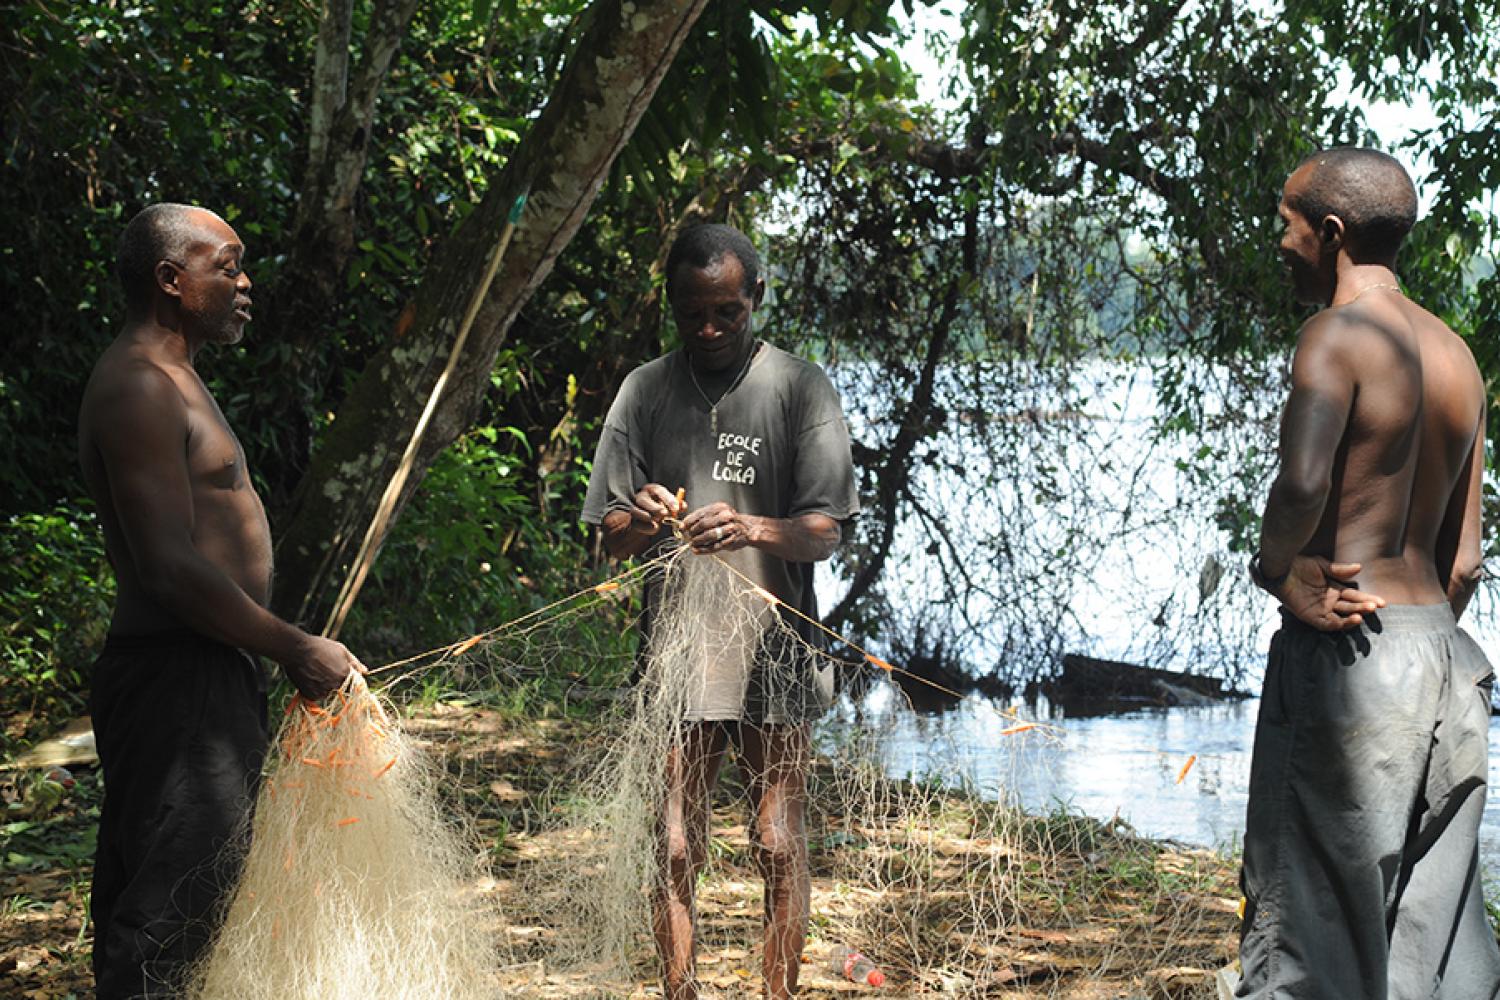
[767,158,1290,686]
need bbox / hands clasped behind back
[1276,555,1387,631]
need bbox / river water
[830,682,1500,875]
[815,358,1500,872]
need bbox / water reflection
[823,685,1500,873]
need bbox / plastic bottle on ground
[829,945,885,987]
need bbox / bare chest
[180,386,273,589]
[184,392,256,497]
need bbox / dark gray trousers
[1238,604,1500,999]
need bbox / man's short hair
[116,203,208,310]
[664,224,761,299]
[1288,148,1418,260]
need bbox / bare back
[79,333,274,635]
[1300,295,1485,604]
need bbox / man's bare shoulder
[1287,308,1364,380]
[1410,302,1486,402]
[81,341,190,439]
[1292,297,1433,375]
[1295,300,1399,345]
[1408,299,1481,368]
[1361,294,1484,389]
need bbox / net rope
[192,531,1227,999]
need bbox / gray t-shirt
[582,343,860,721]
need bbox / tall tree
[257,0,425,504]
[271,0,712,627]
[5,0,1498,690]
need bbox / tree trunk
[286,0,423,332]
[256,0,422,509]
[822,204,980,634]
[272,0,711,629]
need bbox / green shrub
[1,506,115,749]
[342,428,621,688]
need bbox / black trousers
[89,631,268,1000]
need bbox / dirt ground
[1,825,92,999]
[1,703,1241,998]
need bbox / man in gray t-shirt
[582,224,858,1000]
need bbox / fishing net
[188,537,1237,999]
[186,673,501,1000]
[482,542,1238,997]
[509,543,806,973]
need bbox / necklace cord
[1348,281,1403,302]
[686,340,760,420]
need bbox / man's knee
[751,814,804,875]
[660,822,707,876]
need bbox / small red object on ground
[829,945,885,987]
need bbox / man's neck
[689,338,759,386]
[123,316,197,367]
[1329,260,1400,308]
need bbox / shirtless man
[1238,149,1500,997]
[79,204,360,998]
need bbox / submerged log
[1045,654,1246,716]
[891,651,967,713]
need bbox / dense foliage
[3,0,1499,737]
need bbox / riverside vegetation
[7,0,1500,993]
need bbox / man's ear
[752,276,766,309]
[154,260,182,300]
[1320,214,1345,253]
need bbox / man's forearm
[1257,472,1330,580]
[744,513,840,563]
[1448,561,1484,621]
[141,550,311,662]
[139,548,357,699]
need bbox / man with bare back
[78,204,361,998]
[1239,149,1500,997]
